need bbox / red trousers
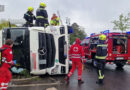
[68,60,82,80]
[0,66,12,90]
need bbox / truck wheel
[116,63,124,68]
[92,59,97,67]
[115,61,126,68]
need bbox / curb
[9,76,62,88]
[11,76,39,82]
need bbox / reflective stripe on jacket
[95,44,107,60]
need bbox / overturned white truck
[0,25,73,75]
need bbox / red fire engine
[82,31,130,68]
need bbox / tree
[0,20,16,30]
[112,13,130,33]
[70,23,87,44]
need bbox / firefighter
[36,2,49,27]
[23,7,36,27]
[95,34,107,85]
[50,13,60,26]
[65,38,86,84]
[0,39,14,90]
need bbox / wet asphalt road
[8,63,130,90]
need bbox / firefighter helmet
[99,34,107,40]
[28,7,34,12]
[40,2,46,7]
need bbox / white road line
[9,82,61,88]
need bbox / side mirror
[68,26,74,34]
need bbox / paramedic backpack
[0,48,7,67]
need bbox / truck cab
[0,25,73,75]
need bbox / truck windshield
[113,35,128,54]
[2,28,30,70]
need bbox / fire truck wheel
[115,61,126,68]
[116,63,124,68]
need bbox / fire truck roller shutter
[38,33,47,69]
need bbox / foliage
[20,69,31,78]
[112,13,130,32]
[0,20,16,30]
[70,23,87,44]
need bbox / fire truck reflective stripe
[96,56,107,59]
[97,44,107,47]
[98,70,104,79]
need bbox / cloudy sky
[0,0,130,35]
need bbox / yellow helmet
[99,34,107,40]
[28,7,34,12]
[40,2,46,7]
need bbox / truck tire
[116,63,124,68]
[115,61,126,68]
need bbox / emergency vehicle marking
[73,47,78,52]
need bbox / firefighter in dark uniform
[36,2,49,27]
[95,34,107,85]
[23,7,36,27]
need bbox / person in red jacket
[0,39,14,90]
[65,38,86,84]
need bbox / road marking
[9,82,61,88]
